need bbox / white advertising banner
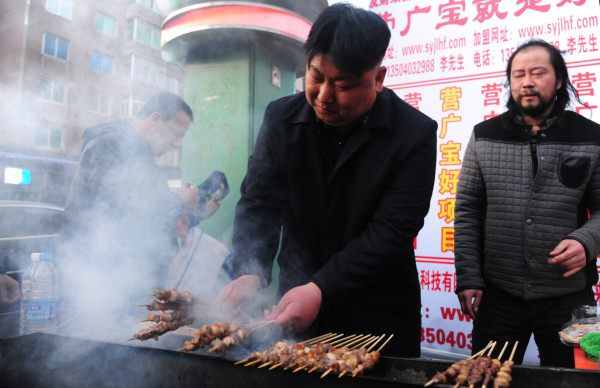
[372,0,600,364]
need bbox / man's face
[510,46,562,120]
[304,54,386,128]
[145,110,191,156]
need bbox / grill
[1,332,600,388]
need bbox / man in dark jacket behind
[59,92,199,313]
[217,3,438,357]
[455,39,600,367]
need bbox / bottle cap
[31,253,53,260]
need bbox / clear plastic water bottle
[18,253,59,335]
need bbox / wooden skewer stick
[338,370,347,378]
[487,341,497,356]
[352,335,377,350]
[377,334,394,352]
[320,369,334,379]
[258,361,273,369]
[353,336,378,350]
[338,334,365,348]
[321,333,345,344]
[497,341,509,360]
[244,359,262,367]
[268,362,283,370]
[367,334,385,352]
[467,340,494,360]
[330,334,357,347]
[241,320,276,330]
[283,362,297,370]
[308,366,319,373]
[293,365,307,373]
[301,332,336,344]
[234,358,248,365]
[345,334,371,349]
[509,341,519,361]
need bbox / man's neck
[523,116,547,135]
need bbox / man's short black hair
[304,3,391,77]
[137,92,194,122]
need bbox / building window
[128,0,162,12]
[126,18,161,49]
[121,95,145,118]
[94,12,116,36]
[35,124,62,149]
[45,0,73,20]
[42,33,69,60]
[91,51,113,74]
[123,54,166,87]
[88,92,110,115]
[39,78,65,103]
[166,77,179,94]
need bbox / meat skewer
[493,341,518,388]
[348,335,389,378]
[131,288,230,342]
[424,341,495,387]
[482,341,509,388]
[312,336,380,376]
[467,342,496,388]
[179,322,251,353]
[237,333,389,378]
[234,333,340,367]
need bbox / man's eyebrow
[512,65,548,74]
[308,65,355,82]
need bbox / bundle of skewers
[424,341,518,388]
[129,289,277,354]
[129,289,196,341]
[236,332,393,379]
[179,321,274,353]
[129,289,224,341]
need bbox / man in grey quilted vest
[455,39,600,367]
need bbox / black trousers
[471,284,595,367]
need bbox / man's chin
[519,102,548,117]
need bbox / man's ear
[375,66,387,93]
[149,112,162,122]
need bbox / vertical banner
[372,0,600,363]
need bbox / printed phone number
[387,59,435,77]
[421,327,472,350]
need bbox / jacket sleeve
[231,102,287,286]
[568,153,600,262]
[311,116,438,301]
[454,131,486,291]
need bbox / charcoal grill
[1,332,600,388]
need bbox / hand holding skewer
[264,282,322,332]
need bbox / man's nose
[319,83,335,103]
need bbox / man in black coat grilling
[217,3,438,357]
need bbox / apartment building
[0,0,186,203]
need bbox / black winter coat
[232,88,438,357]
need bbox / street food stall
[2,301,600,388]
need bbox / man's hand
[264,282,322,332]
[457,289,482,321]
[215,275,262,317]
[177,186,200,213]
[548,239,587,277]
[0,274,20,304]
[197,199,221,221]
